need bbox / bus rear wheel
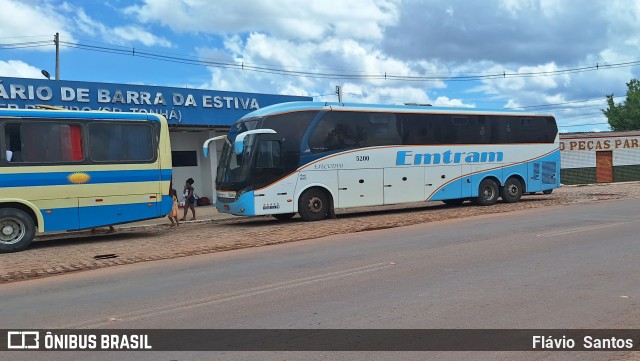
[500,177,523,203]
[273,213,295,221]
[475,179,499,206]
[0,208,36,253]
[543,189,553,194]
[298,189,330,221]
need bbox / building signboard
[0,76,311,126]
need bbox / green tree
[603,78,640,131]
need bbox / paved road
[2,198,639,360]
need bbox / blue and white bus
[0,108,173,252]
[204,102,559,221]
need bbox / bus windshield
[216,118,261,188]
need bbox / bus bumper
[216,190,256,216]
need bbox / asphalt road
[2,198,639,361]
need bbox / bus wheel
[273,213,295,221]
[542,189,553,194]
[299,189,330,221]
[500,178,523,203]
[442,198,465,206]
[0,208,36,253]
[475,179,499,206]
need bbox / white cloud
[112,26,172,47]
[0,0,74,49]
[433,96,475,108]
[63,4,171,47]
[0,0,170,49]
[193,31,453,107]
[0,60,44,78]
[124,0,400,40]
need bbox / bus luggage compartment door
[383,167,424,204]
[78,194,159,229]
[337,169,383,208]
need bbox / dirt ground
[1,182,639,283]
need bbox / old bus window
[88,123,155,162]
[453,115,489,144]
[491,116,556,143]
[308,112,367,153]
[400,113,437,145]
[5,122,83,163]
[452,116,468,126]
[361,113,401,147]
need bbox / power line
[0,40,52,50]
[0,35,50,40]
[558,122,609,127]
[0,38,633,125]
[5,38,640,83]
[508,96,623,109]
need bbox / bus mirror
[202,135,228,158]
[234,129,277,155]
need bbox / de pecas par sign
[0,76,311,126]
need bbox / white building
[559,132,640,184]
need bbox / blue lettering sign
[396,150,504,165]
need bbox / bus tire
[273,213,295,221]
[298,188,330,221]
[475,179,499,206]
[0,208,36,253]
[542,189,553,194]
[500,177,523,203]
[442,198,465,206]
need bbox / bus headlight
[216,191,237,199]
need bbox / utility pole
[335,85,342,103]
[54,32,60,80]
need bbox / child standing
[168,189,180,227]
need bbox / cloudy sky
[1,0,639,132]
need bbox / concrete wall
[169,129,225,203]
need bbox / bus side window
[4,123,21,162]
[364,113,400,146]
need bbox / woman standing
[180,178,196,221]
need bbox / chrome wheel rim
[0,217,25,245]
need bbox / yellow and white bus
[0,108,172,252]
